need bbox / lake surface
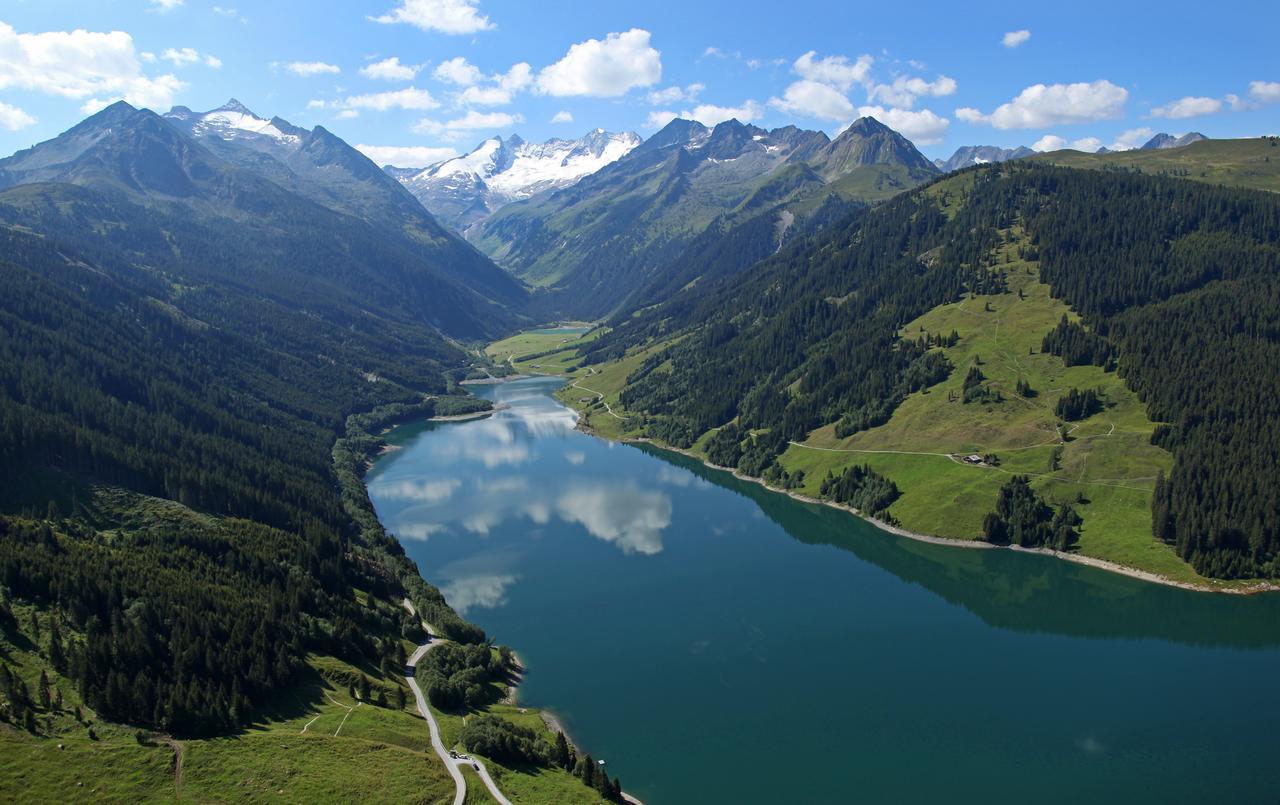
[368,376,1280,804]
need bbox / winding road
[402,602,513,805]
[570,374,626,420]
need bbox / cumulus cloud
[870,74,957,109]
[956,80,1128,129]
[551,110,574,123]
[793,50,873,91]
[286,61,340,77]
[361,56,420,81]
[1152,95,1223,119]
[413,109,524,139]
[454,62,532,107]
[0,22,185,110]
[686,100,763,127]
[856,105,950,145]
[770,79,854,120]
[0,102,36,130]
[339,87,440,111]
[1002,29,1031,48]
[371,0,494,34]
[645,109,678,129]
[1111,127,1155,150]
[434,56,483,86]
[1032,134,1102,153]
[646,83,704,106]
[1249,81,1280,103]
[537,29,662,98]
[161,47,200,66]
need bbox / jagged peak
[213,98,258,117]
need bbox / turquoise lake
[367,376,1280,804]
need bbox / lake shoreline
[573,420,1279,596]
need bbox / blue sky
[2,0,1278,165]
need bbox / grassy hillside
[1034,137,1280,193]
[546,163,1280,585]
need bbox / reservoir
[367,376,1280,804]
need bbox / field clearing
[777,238,1195,579]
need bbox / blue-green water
[529,326,591,335]
[368,377,1280,804]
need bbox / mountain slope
[1033,137,1280,194]
[162,99,527,307]
[0,101,526,337]
[474,116,937,319]
[391,129,641,232]
[562,163,1280,582]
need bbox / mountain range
[386,130,640,232]
[935,145,1036,172]
[0,100,527,341]
[1141,131,1208,150]
[472,115,940,318]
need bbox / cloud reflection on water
[556,483,672,555]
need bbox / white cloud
[537,29,662,98]
[856,105,950,145]
[149,0,183,11]
[1002,30,1031,48]
[646,83,704,106]
[870,74,957,109]
[446,61,531,107]
[161,47,200,67]
[287,61,340,77]
[341,87,440,111]
[1032,134,1106,153]
[686,100,763,127]
[793,51,873,91]
[703,46,727,59]
[645,110,678,129]
[361,56,420,81]
[551,110,573,124]
[337,109,359,120]
[1032,135,1067,152]
[1152,96,1222,119]
[371,0,494,34]
[0,22,184,110]
[770,79,854,120]
[0,102,36,130]
[434,56,483,86]
[413,109,523,138]
[957,80,1128,129]
[1111,127,1155,150]
[160,48,221,70]
[1249,81,1280,103]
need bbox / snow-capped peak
[392,129,641,231]
[164,99,302,145]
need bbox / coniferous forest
[582,164,1280,579]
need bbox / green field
[1035,137,1280,193]
[771,235,1213,582]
